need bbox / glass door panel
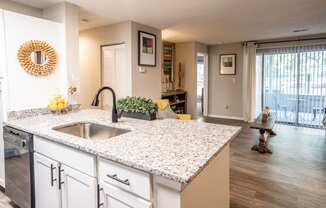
[261,45,326,128]
[263,52,299,125]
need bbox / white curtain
[242,42,257,122]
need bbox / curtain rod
[253,37,326,45]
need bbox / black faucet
[91,86,118,123]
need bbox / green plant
[117,97,157,114]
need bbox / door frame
[196,52,209,117]
[100,42,126,88]
[100,43,127,109]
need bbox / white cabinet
[34,136,98,208]
[98,158,151,200]
[61,164,97,208]
[34,153,61,208]
[98,158,152,208]
[99,181,151,208]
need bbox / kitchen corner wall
[2,10,67,112]
[208,43,244,119]
[79,21,161,108]
[0,1,80,112]
[43,2,80,104]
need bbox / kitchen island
[5,109,241,208]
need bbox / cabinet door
[61,164,97,208]
[100,181,152,208]
[34,153,61,208]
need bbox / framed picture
[219,54,236,75]
[138,31,156,67]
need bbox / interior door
[34,153,61,208]
[100,181,151,208]
[101,44,130,110]
[61,164,97,208]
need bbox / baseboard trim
[0,184,4,193]
[0,178,4,192]
[208,114,244,121]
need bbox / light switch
[139,67,146,73]
[232,77,236,84]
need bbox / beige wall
[131,22,162,99]
[79,21,161,108]
[175,42,207,117]
[208,43,243,119]
[79,21,132,108]
[0,0,42,17]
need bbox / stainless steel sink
[53,122,130,140]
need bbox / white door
[61,164,97,208]
[34,153,61,208]
[99,181,151,208]
[101,44,131,109]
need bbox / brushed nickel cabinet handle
[97,185,104,208]
[58,165,64,190]
[106,174,130,186]
[50,164,57,187]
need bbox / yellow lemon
[57,103,65,110]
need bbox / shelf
[170,100,185,106]
[162,90,186,97]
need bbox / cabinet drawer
[101,181,152,208]
[99,158,151,200]
[34,136,96,177]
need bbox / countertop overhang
[4,109,241,184]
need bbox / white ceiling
[13,0,326,45]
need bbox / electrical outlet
[225,105,230,110]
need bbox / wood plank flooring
[1,118,326,208]
[203,117,326,208]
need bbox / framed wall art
[219,54,236,75]
[138,31,156,67]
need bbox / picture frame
[138,31,156,67]
[219,54,236,75]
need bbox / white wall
[0,9,5,187]
[3,10,67,111]
[43,2,80,104]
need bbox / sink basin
[53,122,130,140]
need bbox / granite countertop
[5,109,241,184]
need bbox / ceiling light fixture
[293,28,309,33]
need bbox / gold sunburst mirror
[17,40,57,76]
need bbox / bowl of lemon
[48,95,70,114]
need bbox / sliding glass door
[259,45,326,128]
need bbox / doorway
[196,53,208,117]
[101,43,130,110]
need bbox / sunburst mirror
[17,40,57,76]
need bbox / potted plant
[117,96,157,121]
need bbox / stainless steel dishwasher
[4,126,35,208]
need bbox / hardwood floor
[1,118,326,208]
[203,117,326,208]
